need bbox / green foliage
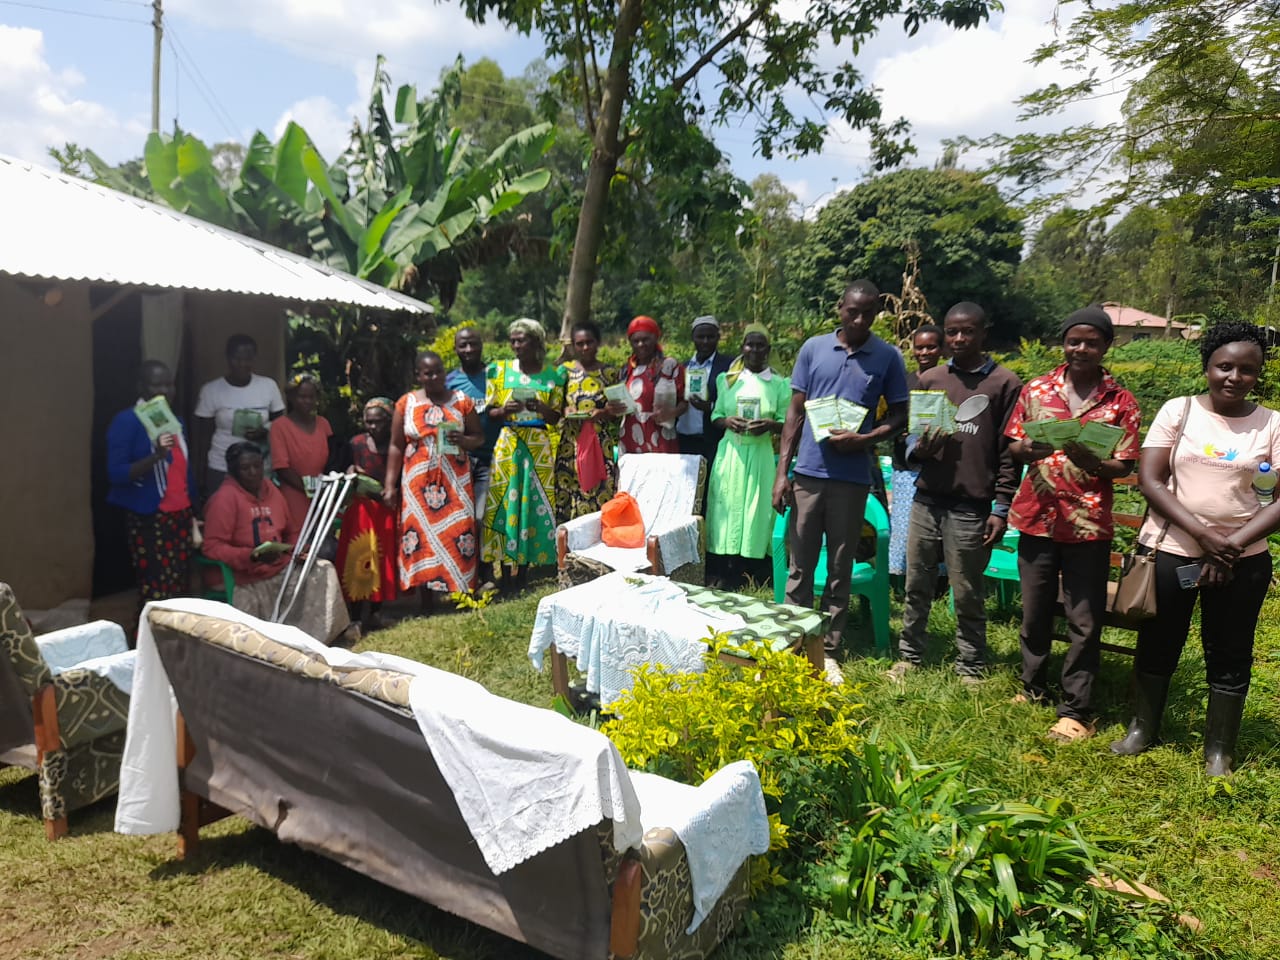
[994,338,1063,385]
[816,740,1197,958]
[787,168,1028,342]
[600,636,866,887]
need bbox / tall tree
[966,1,1280,212]
[787,167,1026,339]
[457,0,997,340]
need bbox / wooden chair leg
[176,710,200,859]
[803,635,825,677]
[32,684,67,842]
[609,857,642,959]
[549,643,572,700]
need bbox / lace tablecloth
[528,573,829,706]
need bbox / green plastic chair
[771,495,892,653]
[195,556,235,603]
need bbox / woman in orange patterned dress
[384,351,485,613]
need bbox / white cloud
[868,5,1124,164]
[273,94,356,160]
[0,25,146,167]
[168,0,517,73]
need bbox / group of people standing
[106,292,1278,775]
[790,284,1276,776]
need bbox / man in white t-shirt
[194,334,285,500]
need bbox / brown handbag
[1111,397,1192,620]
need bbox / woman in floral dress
[484,318,566,587]
[384,351,485,612]
[618,315,686,454]
[555,321,627,524]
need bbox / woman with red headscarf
[618,315,687,454]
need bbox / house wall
[0,277,96,608]
[183,293,288,396]
[0,281,290,610]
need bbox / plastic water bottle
[1253,462,1277,504]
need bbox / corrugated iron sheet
[0,156,432,315]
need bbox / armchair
[556,454,707,587]
[0,583,134,839]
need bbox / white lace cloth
[115,598,644,876]
[630,760,771,932]
[560,452,703,574]
[528,572,745,706]
[35,620,135,695]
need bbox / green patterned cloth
[675,582,828,656]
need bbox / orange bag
[601,491,645,548]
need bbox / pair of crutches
[270,472,356,624]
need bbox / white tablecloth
[528,572,745,707]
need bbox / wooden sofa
[141,608,753,960]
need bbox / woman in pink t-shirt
[270,376,333,529]
[1113,322,1280,776]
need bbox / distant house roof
[1101,302,1190,330]
[0,155,430,315]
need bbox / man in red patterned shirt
[1005,306,1142,742]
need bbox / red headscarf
[624,315,666,383]
[627,315,662,339]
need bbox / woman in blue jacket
[106,360,196,612]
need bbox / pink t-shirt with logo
[1139,395,1280,558]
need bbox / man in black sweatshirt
[891,302,1022,682]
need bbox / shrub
[600,637,866,889]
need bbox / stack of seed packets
[907,390,957,435]
[1023,418,1125,458]
[603,383,639,415]
[803,396,870,441]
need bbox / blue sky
[0,1,1120,213]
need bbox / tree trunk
[559,0,644,345]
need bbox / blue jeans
[898,501,992,675]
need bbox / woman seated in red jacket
[203,442,353,644]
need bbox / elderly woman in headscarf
[705,324,791,588]
[483,318,567,589]
[334,396,397,631]
[618,315,687,454]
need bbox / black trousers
[1135,549,1271,697]
[1017,535,1110,722]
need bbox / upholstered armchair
[0,583,134,839]
[556,453,707,587]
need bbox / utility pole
[151,0,163,132]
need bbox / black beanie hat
[1061,305,1114,343]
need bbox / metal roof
[0,155,432,315]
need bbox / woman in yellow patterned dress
[484,319,567,587]
[555,321,627,524]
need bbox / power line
[165,23,239,138]
[0,0,146,23]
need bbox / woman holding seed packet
[888,324,943,583]
[106,360,197,616]
[385,351,486,610]
[479,319,566,587]
[705,324,790,587]
[1004,306,1141,743]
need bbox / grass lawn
[3,577,1279,959]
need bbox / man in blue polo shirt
[773,280,908,680]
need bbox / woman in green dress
[706,324,790,588]
[555,320,627,525]
[484,318,567,587]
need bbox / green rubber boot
[1204,690,1246,778]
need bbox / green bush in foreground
[814,740,1200,958]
